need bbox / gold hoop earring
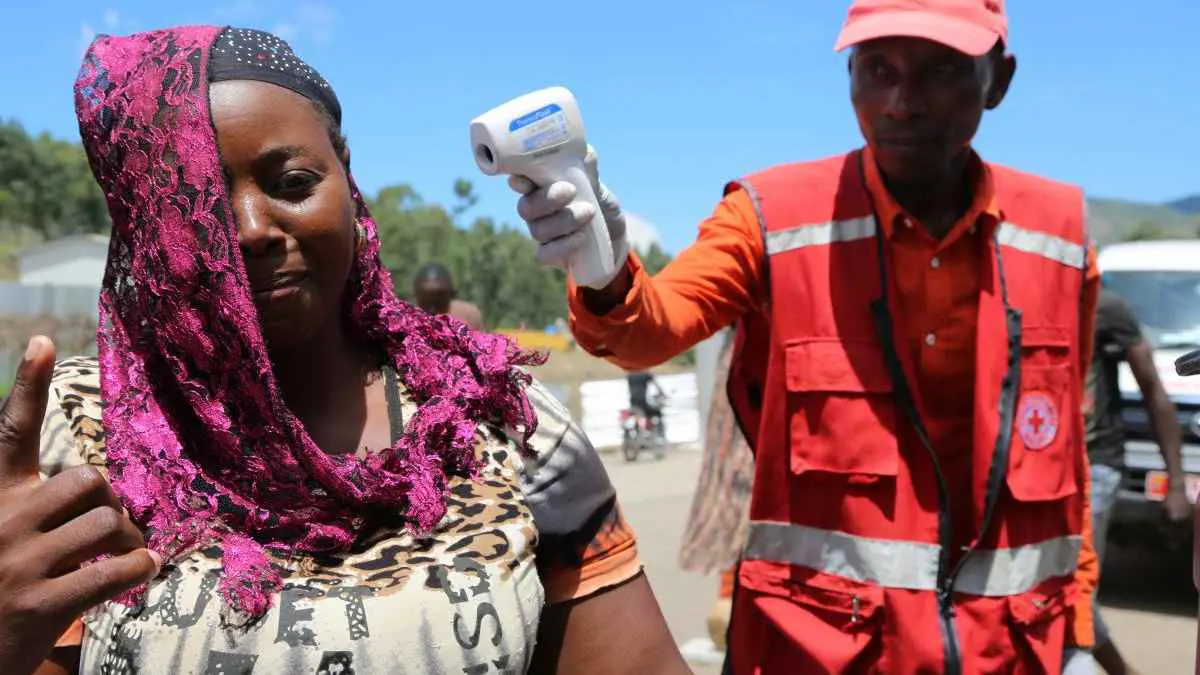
[355,220,367,253]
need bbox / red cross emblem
[1017,392,1059,450]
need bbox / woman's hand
[0,337,160,675]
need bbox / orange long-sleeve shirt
[568,150,1100,647]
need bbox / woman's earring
[355,220,367,254]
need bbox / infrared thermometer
[469,87,616,288]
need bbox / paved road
[604,449,1197,674]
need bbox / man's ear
[987,53,1017,110]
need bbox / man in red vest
[506,1,1100,672]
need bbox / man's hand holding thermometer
[470,87,630,290]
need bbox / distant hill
[1087,196,1198,246]
[1167,195,1200,215]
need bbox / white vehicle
[1098,239,1200,550]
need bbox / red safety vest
[725,150,1089,674]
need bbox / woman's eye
[276,171,318,195]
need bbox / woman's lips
[249,271,307,300]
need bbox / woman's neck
[270,323,373,441]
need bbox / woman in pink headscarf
[0,26,687,675]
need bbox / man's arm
[1097,289,1188,520]
[1126,341,1188,520]
[566,189,767,371]
[647,374,664,398]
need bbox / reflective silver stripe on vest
[996,221,1086,269]
[744,521,1081,596]
[954,535,1082,597]
[743,521,940,590]
[767,218,1084,270]
[765,216,876,256]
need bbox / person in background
[412,262,485,330]
[503,0,1101,672]
[678,329,755,654]
[7,26,687,675]
[1077,287,1189,675]
[626,370,665,422]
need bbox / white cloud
[236,1,338,45]
[213,0,263,23]
[295,1,338,44]
[272,23,298,42]
[77,9,127,55]
[624,212,662,253]
[78,23,97,54]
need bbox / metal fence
[0,285,99,395]
[0,283,100,321]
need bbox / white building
[17,234,109,287]
[0,235,109,319]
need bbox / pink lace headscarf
[74,26,544,617]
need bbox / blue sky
[1,1,1196,253]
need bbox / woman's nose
[234,198,282,255]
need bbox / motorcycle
[619,390,667,462]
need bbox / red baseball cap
[834,0,1008,57]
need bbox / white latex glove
[507,145,630,289]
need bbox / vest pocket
[739,570,885,673]
[785,340,899,478]
[1005,585,1069,674]
[1007,360,1079,502]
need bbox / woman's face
[209,80,357,349]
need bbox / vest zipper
[861,150,1024,675]
[921,430,963,675]
[920,313,1021,675]
[938,589,964,675]
[871,297,964,675]
[939,307,1023,675]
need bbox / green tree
[450,179,479,220]
[369,183,465,298]
[369,180,582,330]
[1124,220,1168,242]
[639,242,672,276]
[0,120,108,239]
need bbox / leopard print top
[40,357,641,675]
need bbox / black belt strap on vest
[860,150,1023,675]
[384,366,404,444]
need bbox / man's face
[850,37,1013,182]
[414,279,454,314]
